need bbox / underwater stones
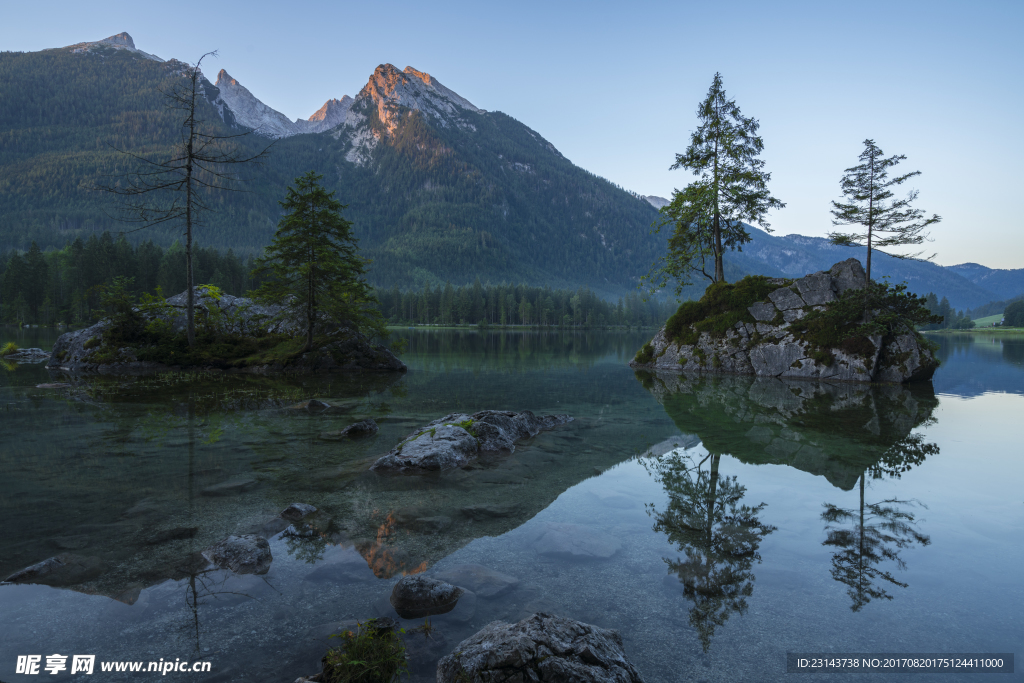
[389,575,464,619]
[281,502,318,521]
[460,503,520,520]
[203,534,272,575]
[370,410,573,473]
[200,475,258,496]
[320,418,378,440]
[4,554,103,586]
[436,613,646,683]
[145,526,198,545]
[747,302,778,322]
[530,522,621,561]
[433,563,519,599]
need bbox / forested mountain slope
[0,35,662,297]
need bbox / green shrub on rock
[321,619,408,683]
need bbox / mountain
[642,195,1016,310]
[0,35,662,297]
[0,33,1018,306]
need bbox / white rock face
[67,32,163,62]
[645,195,669,209]
[213,70,354,139]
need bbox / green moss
[664,276,788,346]
[83,337,101,350]
[321,619,408,683]
[712,353,722,369]
[634,342,655,365]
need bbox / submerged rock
[436,613,646,683]
[203,534,272,575]
[4,554,103,586]
[281,502,318,521]
[389,575,464,619]
[320,418,379,441]
[433,563,519,599]
[145,526,198,545]
[530,522,622,560]
[370,410,573,473]
[631,259,938,383]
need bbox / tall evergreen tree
[649,73,784,291]
[828,140,941,283]
[252,171,383,351]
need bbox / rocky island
[45,287,405,374]
[631,259,938,383]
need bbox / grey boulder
[281,503,317,521]
[436,613,646,683]
[370,410,573,473]
[389,575,464,619]
[203,534,272,575]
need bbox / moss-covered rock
[631,259,938,384]
[46,288,406,375]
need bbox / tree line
[920,292,973,330]
[0,232,675,329]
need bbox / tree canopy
[252,171,383,350]
[645,73,784,294]
[829,140,941,283]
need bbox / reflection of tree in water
[645,449,776,652]
[821,434,935,612]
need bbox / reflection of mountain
[644,449,775,651]
[637,372,939,490]
[336,421,632,577]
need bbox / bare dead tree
[101,51,272,346]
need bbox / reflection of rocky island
[638,371,939,490]
[640,371,938,619]
[643,449,775,651]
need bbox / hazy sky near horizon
[4,0,1022,268]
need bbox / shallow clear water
[0,328,1021,681]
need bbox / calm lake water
[0,328,1021,682]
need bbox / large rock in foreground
[46,287,405,374]
[436,613,646,683]
[631,259,937,383]
[370,410,573,473]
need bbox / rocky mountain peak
[216,69,239,87]
[358,63,482,133]
[67,32,162,62]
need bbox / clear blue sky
[4,0,1022,268]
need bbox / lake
[1,328,1021,681]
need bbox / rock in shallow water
[530,522,622,560]
[203,534,272,575]
[436,612,646,683]
[433,563,519,599]
[281,502,317,521]
[370,410,573,473]
[4,554,103,586]
[390,575,464,619]
[320,418,379,440]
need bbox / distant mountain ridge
[0,33,1017,307]
[642,196,1023,310]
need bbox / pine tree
[829,140,941,283]
[252,171,383,351]
[648,73,784,292]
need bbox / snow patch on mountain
[67,32,163,62]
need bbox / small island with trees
[634,74,944,384]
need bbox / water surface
[0,328,1020,681]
